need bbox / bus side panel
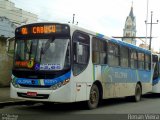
[139,70,152,94]
[100,66,152,99]
[101,66,134,98]
[74,62,93,102]
[94,65,117,99]
[152,77,160,93]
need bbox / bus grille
[17,92,49,99]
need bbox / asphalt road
[0,93,160,120]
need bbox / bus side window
[152,55,158,62]
[153,63,159,79]
[99,40,107,64]
[92,37,100,64]
[138,52,145,70]
[145,54,151,70]
[107,42,120,66]
[120,46,129,67]
[158,61,160,75]
[92,37,107,64]
[72,31,90,76]
[130,49,138,69]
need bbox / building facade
[0,17,16,38]
[0,0,38,26]
[123,6,136,45]
[0,0,38,86]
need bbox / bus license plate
[27,92,37,97]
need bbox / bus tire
[134,83,142,102]
[87,84,99,109]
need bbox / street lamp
[145,11,158,50]
[68,14,78,25]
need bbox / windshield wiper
[40,37,55,62]
[29,41,33,60]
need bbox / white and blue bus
[152,54,160,93]
[10,23,152,109]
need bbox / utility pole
[145,11,158,50]
[145,0,149,49]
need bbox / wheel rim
[90,86,99,105]
[90,91,97,104]
[135,85,141,101]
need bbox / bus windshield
[14,38,70,71]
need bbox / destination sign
[15,23,70,37]
[21,25,56,35]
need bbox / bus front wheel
[87,84,99,109]
[134,83,142,102]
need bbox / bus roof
[16,22,151,55]
[109,38,151,54]
[69,24,151,55]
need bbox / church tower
[123,4,136,45]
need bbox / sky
[10,0,160,52]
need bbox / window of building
[126,33,131,37]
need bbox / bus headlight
[11,75,20,88]
[51,79,70,90]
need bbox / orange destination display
[15,23,70,39]
[21,25,56,35]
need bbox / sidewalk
[0,87,16,103]
[0,87,29,108]
[0,87,38,108]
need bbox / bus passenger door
[72,31,91,101]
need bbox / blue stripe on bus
[101,66,151,83]
[16,71,71,86]
[96,33,104,39]
[110,39,151,54]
